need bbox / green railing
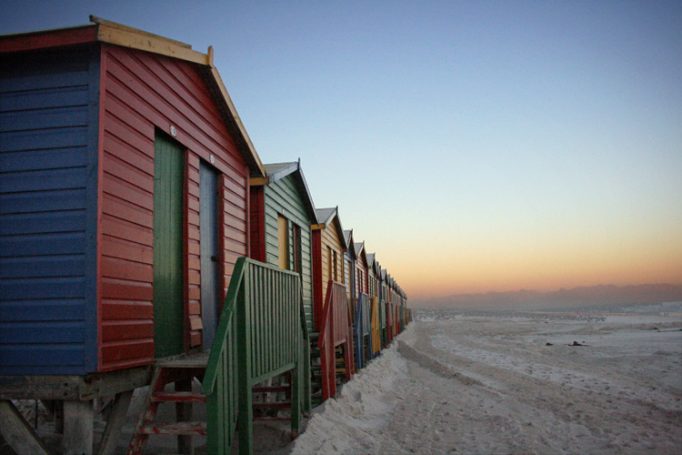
[203,257,310,455]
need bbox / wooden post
[290,363,300,438]
[237,267,253,454]
[175,379,193,455]
[97,391,132,455]
[63,400,94,455]
[0,400,49,455]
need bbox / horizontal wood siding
[344,256,352,301]
[320,222,344,315]
[99,44,250,370]
[262,175,314,333]
[355,256,368,296]
[186,153,201,348]
[0,47,99,375]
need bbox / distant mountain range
[416,283,682,311]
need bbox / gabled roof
[342,230,355,259]
[366,253,375,267]
[315,207,336,225]
[343,229,353,246]
[353,241,368,267]
[263,160,316,220]
[314,207,347,250]
[0,16,265,177]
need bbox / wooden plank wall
[320,222,344,310]
[0,47,99,375]
[262,175,314,333]
[98,44,250,371]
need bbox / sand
[289,308,682,454]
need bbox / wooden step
[139,421,207,435]
[255,416,292,422]
[155,352,209,369]
[252,401,291,409]
[151,391,206,403]
[253,385,290,393]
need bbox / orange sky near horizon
[353,213,682,299]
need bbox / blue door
[200,161,220,350]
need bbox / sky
[2,1,681,300]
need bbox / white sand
[288,310,682,454]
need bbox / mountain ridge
[416,283,682,311]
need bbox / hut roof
[342,230,355,259]
[264,160,316,220]
[0,15,266,177]
[314,207,347,250]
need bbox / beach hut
[311,208,354,401]
[0,18,307,455]
[366,253,382,356]
[342,229,356,318]
[381,268,391,344]
[352,241,371,368]
[248,161,316,408]
[249,161,316,332]
[375,261,387,348]
[391,276,401,335]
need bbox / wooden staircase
[128,352,299,454]
[309,332,323,406]
[128,353,209,454]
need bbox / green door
[153,134,184,357]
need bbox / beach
[289,306,682,454]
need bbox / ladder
[128,352,297,454]
[127,353,208,455]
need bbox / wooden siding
[320,221,344,313]
[186,153,202,348]
[98,44,250,370]
[261,174,314,333]
[0,47,99,375]
[344,256,352,301]
[355,255,368,296]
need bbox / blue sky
[2,1,681,297]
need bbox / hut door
[200,161,220,349]
[153,134,184,358]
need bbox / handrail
[317,283,334,350]
[203,256,246,395]
[202,256,309,454]
[317,280,354,401]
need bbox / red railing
[318,281,354,401]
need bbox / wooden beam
[63,400,94,455]
[175,379,194,455]
[0,400,49,455]
[311,224,325,231]
[97,391,132,455]
[249,176,268,186]
[0,368,150,401]
[96,23,208,66]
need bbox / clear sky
[2,1,681,299]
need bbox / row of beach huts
[0,17,411,455]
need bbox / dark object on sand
[545,342,553,346]
[570,341,587,346]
